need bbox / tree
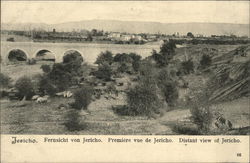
[187,32,194,38]
[95,51,113,65]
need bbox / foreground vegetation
[1,42,249,135]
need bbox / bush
[159,81,179,107]
[126,83,162,116]
[15,76,35,100]
[40,64,51,73]
[27,58,36,65]
[72,85,93,110]
[38,75,57,96]
[200,54,212,69]
[48,61,84,90]
[63,51,83,64]
[0,73,11,89]
[151,50,167,67]
[113,53,133,63]
[94,63,112,81]
[160,40,176,59]
[180,59,194,75]
[38,54,85,94]
[157,68,179,106]
[47,63,73,91]
[95,51,113,65]
[64,109,85,131]
[190,103,213,134]
[129,53,141,72]
[117,62,132,74]
[7,37,15,42]
[113,52,141,73]
[152,40,176,67]
[112,105,130,116]
[171,123,199,135]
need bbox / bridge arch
[35,49,55,62]
[7,49,28,62]
[63,49,84,63]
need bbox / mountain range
[2,20,249,36]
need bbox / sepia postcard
[0,1,249,162]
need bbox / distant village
[1,28,250,45]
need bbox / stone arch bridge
[1,42,88,63]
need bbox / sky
[1,1,249,24]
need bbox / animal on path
[36,96,49,103]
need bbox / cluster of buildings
[3,28,248,44]
[107,32,145,42]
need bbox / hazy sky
[1,1,249,24]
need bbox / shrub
[171,123,199,135]
[64,109,85,131]
[94,63,112,81]
[7,37,15,42]
[129,53,141,72]
[106,84,118,96]
[159,81,179,107]
[113,53,133,63]
[0,73,11,89]
[190,102,213,134]
[47,61,84,91]
[200,54,212,69]
[180,59,194,75]
[139,60,154,76]
[47,63,72,91]
[117,62,131,74]
[15,76,35,100]
[38,54,85,93]
[160,40,176,59]
[112,105,130,116]
[129,53,141,62]
[151,50,167,67]
[151,40,176,67]
[63,51,83,64]
[131,61,140,72]
[126,83,162,116]
[40,64,51,73]
[113,52,141,73]
[72,85,93,110]
[38,75,57,96]
[27,58,36,65]
[157,68,179,106]
[95,51,113,65]
[157,68,177,83]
